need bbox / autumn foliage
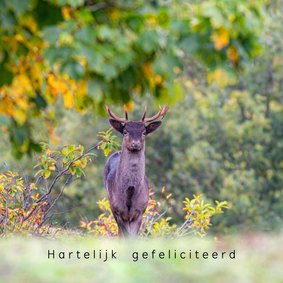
[80,193,229,238]
[0,0,266,157]
[0,130,229,238]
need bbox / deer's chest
[120,163,143,187]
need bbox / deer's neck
[117,147,145,187]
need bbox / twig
[177,213,193,235]
[88,2,109,11]
[145,209,168,237]
[177,229,195,238]
[36,174,72,231]
[36,140,103,204]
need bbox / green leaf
[77,45,104,72]
[75,26,96,43]
[70,166,76,175]
[0,58,13,86]
[75,8,94,24]
[62,147,69,156]
[42,26,60,44]
[61,60,85,80]
[43,169,51,179]
[87,79,103,102]
[43,47,74,66]
[137,30,159,53]
[34,1,63,28]
[75,167,82,177]
[97,25,115,41]
[0,10,17,30]
[51,0,84,8]
[0,115,11,126]
[7,0,31,17]
[99,64,118,81]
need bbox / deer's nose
[131,140,141,149]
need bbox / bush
[0,129,119,236]
[0,130,229,237]
[80,192,229,238]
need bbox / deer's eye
[142,131,146,136]
[123,130,128,135]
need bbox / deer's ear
[109,119,124,134]
[146,121,162,135]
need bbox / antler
[105,105,128,122]
[141,105,169,123]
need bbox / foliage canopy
[0,0,265,157]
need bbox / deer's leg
[118,221,128,237]
[112,208,132,237]
[129,214,142,236]
[113,214,128,237]
[115,209,142,237]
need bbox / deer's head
[106,105,168,152]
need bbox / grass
[0,232,282,283]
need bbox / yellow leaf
[13,109,27,125]
[227,46,239,64]
[0,92,14,116]
[63,90,74,109]
[124,101,134,112]
[57,80,69,94]
[80,221,87,229]
[77,80,87,97]
[16,95,29,111]
[166,193,172,200]
[47,74,69,96]
[3,35,18,52]
[228,15,236,23]
[142,63,153,78]
[19,139,29,152]
[14,34,24,42]
[20,15,37,33]
[132,85,141,94]
[13,74,33,94]
[62,7,72,20]
[142,63,155,90]
[173,66,181,74]
[147,16,157,26]
[211,27,230,50]
[30,63,42,87]
[207,68,232,88]
[59,33,73,45]
[154,75,163,85]
[108,8,121,21]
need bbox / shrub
[0,129,119,236]
[0,129,229,238]
[80,192,229,238]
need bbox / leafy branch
[0,129,120,236]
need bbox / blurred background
[0,0,282,235]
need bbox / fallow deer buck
[104,105,168,237]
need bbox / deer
[103,105,168,237]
